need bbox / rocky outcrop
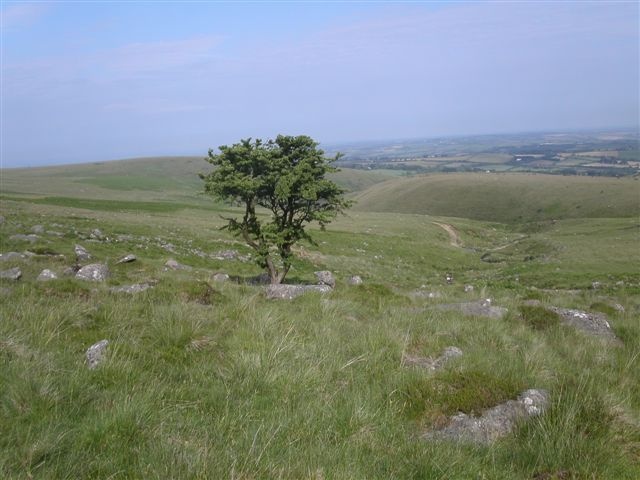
[423,389,549,444]
[76,263,109,282]
[547,306,619,341]
[265,284,332,300]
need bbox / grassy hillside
[1,160,639,478]
[353,173,640,223]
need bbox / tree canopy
[202,135,352,284]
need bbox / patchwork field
[1,159,639,478]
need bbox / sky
[1,1,638,167]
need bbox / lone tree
[202,135,352,284]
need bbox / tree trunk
[265,257,280,284]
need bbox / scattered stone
[423,389,549,444]
[0,267,22,281]
[9,234,38,243]
[164,258,192,271]
[436,300,507,319]
[412,290,442,299]
[31,225,45,234]
[591,281,602,289]
[464,285,474,293]
[211,273,230,282]
[212,249,239,260]
[75,263,109,282]
[445,273,454,284]
[46,231,64,237]
[86,339,109,369]
[116,254,137,264]
[265,284,332,300]
[403,346,463,371]
[110,282,154,294]
[612,303,625,313]
[37,269,58,281]
[547,306,618,341]
[90,228,104,240]
[615,280,625,287]
[347,275,363,285]
[74,244,91,262]
[314,270,335,287]
[0,252,24,262]
[116,234,135,242]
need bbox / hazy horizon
[2,1,638,168]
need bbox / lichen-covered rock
[164,258,192,271]
[265,284,332,300]
[0,252,24,262]
[37,269,58,281]
[347,275,363,285]
[547,306,618,341]
[76,263,109,282]
[116,254,137,264]
[110,282,153,294]
[86,339,109,369]
[314,271,335,287]
[74,244,91,262]
[423,389,549,444]
[0,267,22,281]
[211,273,230,282]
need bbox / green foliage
[519,305,562,330]
[202,135,352,283]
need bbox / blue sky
[1,1,638,167]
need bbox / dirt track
[433,222,462,247]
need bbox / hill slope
[353,173,640,223]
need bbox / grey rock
[74,244,91,261]
[314,270,335,287]
[211,273,230,282]
[90,228,104,240]
[347,275,363,285]
[403,346,463,371]
[86,339,109,369]
[63,265,81,276]
[46,231,64,237]
[613,303,625,313]
[164,258,192,271]
[110,282,153,294]
[9,234,38,243]
[76,263,109,282]
[116,254,137,264]
[436,300,507,319]
[445,273,454,284]
[0,252,24,262]
[464,285,474,293]
[31,225,45,234]
[0,267,22,281]
[547,306,618,341]
[423,389,549,444]
[37,269,58,281]
[116,234,135,242]
[212,249,239,260]
[591,281,602,289]
[265,284,332,300]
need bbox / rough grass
[0,171,638,478]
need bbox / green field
[1,159,639,478]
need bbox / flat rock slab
[436,300,507,319]
[265,284,332,300]
[423,389,549,444]
[86,339,109,369]
[403,346,463,371]
[0,252,24,262]
[116,254,137,264]
[76,263,109,282]
[0,267,22,281]
[548,306,618,341]
[110,282,154,294]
